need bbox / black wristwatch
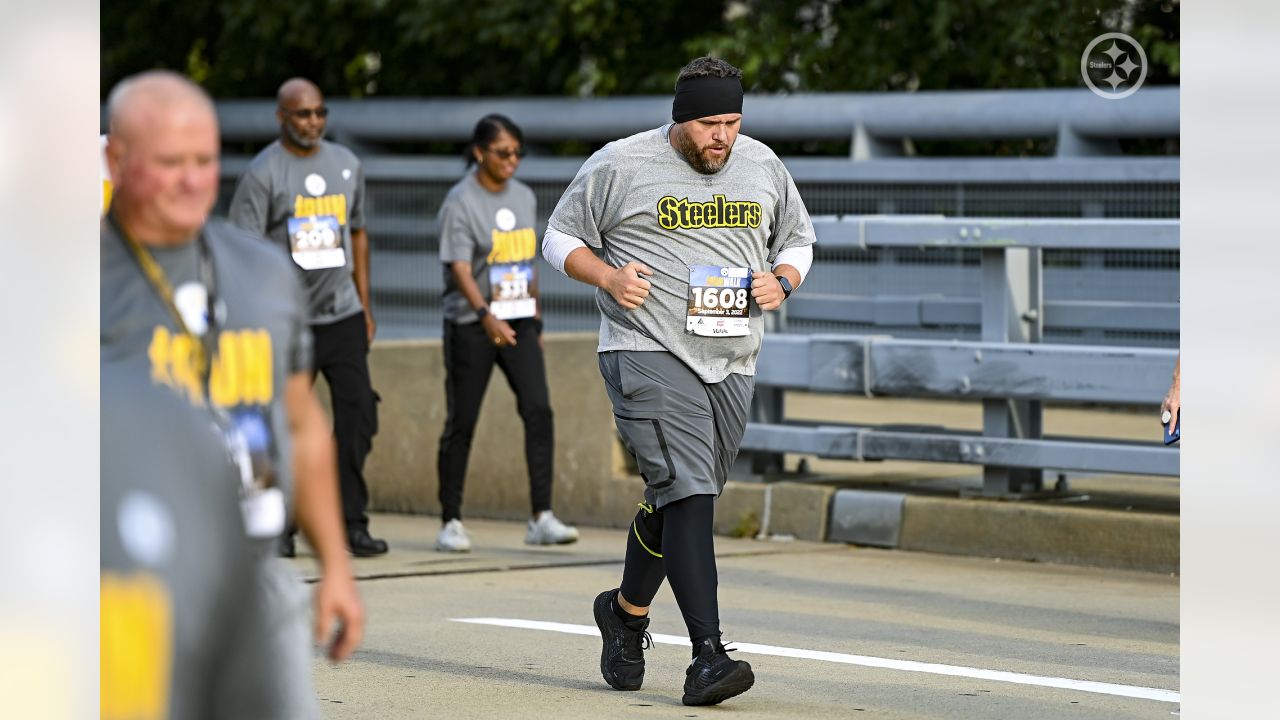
[775,275,794,300]
[475,306,489,320]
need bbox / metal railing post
[979,239,1045,497]
[750,311,787,476]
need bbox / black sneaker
[592,589,651,691]
[682,638,755,706]
[348,527,389,557]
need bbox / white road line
[451,617,1180,705]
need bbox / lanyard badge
[220,407,286,539]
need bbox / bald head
[276,77,327,153]
[108,70,216,143]
[277,77,323,106]
[104,71,220,245]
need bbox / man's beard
[675,126,732,174]
[284,123,322,149]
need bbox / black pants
[620,494,721,644]
[438,317,553,522]
[311,313,378,533]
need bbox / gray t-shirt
[101,359,276,718]
[101,215,312,520]
[228,139,367,325]
[438,173,539,324]
[547,126,815,383]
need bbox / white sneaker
[436,519,472,552]
[525,511,580,545]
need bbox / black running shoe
[592,589,651,691]
[682,638,755,706]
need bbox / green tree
[102,0,1177,99]
[685,0,1177,92]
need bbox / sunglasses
[284,106,329,120]
[483,147,525,160]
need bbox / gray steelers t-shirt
[101,215,312,522]
[228,139,366,325]
[101,359,275,718]
[438,173,539,324]
[547,125,816,383]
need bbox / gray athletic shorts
[599,350,753,508]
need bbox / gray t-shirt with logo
[438,173,540,324]
[547,126,815,383]
[101,358,276,718]
[101,215,312,520]
[229,139,366,325]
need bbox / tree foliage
[102,0,1177,99]
[688,0,1179,92]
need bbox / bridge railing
[167,86,1179,159]
[180,89,1178,346]
[743,216,1179,496]
[211,155,1179,346]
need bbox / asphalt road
[297,514,1179,719]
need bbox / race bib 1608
[686,265,751,337]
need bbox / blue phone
[1163,415,1180,445]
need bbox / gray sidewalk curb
[708,480,1178,575]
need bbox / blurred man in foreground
[101,358,274,718]
[100,70,364,717]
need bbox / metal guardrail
[742,216,1180,494]
[782,216,1179,343]
[787,297,1180,333]
[200,89,1178,348]
[742,424,1177,477]
[811,216,1180,249]
[190,88,1179,345]
[157,87,1179,159]
[755,336,1176,405]
[220,155,1181,185]
[212,160,1179,346]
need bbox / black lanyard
[110,214,221,397]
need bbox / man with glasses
[230,77,387,557]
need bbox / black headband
[671,75,744,123]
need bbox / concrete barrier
[898,496,1179,573]
[318,333,619,526]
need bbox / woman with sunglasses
[434,114,578,552]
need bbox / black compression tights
[618,494,720,646]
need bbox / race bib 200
[287,215,345,270]
[686,265,751,337]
